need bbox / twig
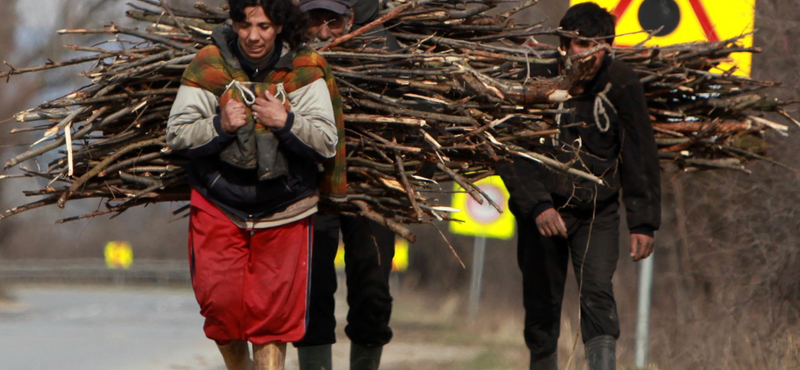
[319,3,412,51]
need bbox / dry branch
[0,0,795,241]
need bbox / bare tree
[0,0,194,261]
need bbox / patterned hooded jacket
[167,25,344,228]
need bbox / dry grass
[408,1,800,369]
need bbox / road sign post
[635,252,655,369]
[467,236,487,317]
[450,176,514,317]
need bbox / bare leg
[253,342,287,370]
[217,340,253,370]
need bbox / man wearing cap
[293,1,400,370]
[301,0,400,50]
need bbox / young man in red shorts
[167,0,345,368]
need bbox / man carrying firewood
[302,0,400,50]
[166,0,344,369]
[292,1,400,370]
[498,3,661,370]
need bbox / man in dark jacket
[294,1,400,370]
[497,3,661,370]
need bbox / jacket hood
[211,23,241,69]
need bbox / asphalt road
[0,284,226,370]
[0,283,482,370]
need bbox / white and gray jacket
[167,29,338,225]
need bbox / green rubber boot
[350,343,383,370]
[298,344,332,370]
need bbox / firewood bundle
[614,43,796,172]
[0,0,794,239]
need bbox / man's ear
[277,25,284,35]
[347,9,355,31]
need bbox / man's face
[567,38,607,76]
[232,6,284,59]
[306,9,353,42]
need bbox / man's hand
[251,91,289,130]
[535,208,568,238]
[221,100,248,134]
[630,233,654,262]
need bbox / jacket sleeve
[496,157,554,221]
[494,51,560,221]
[167,84,235,157]
[272,78,338,161]
[618,78,662,235]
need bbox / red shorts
[188,190,312,345]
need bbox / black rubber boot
[529,352,557,370]
[350,343,383,370]
[298,344,332,370]
[585,335,616,370]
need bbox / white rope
[274,82,287,104]
[223,80,256,106]
[554,101,565,146]
[592,83,616,133]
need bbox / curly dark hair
[228,0,308,49]
[559,3,616,49]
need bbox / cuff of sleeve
[213,115,236,142]
[630,226,655,238]
[531,202,554,220]
[272,111,295,138]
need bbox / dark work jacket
[497,55,661,235]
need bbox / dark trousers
[295,213,395,347]
[516,201,621,358]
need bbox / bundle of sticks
[0,0,795,239]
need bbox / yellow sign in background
[334,238,409,272]
[105,241,133,269]
[449,176,515,240]
[570,0,755,76]
[393,238,410,272]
